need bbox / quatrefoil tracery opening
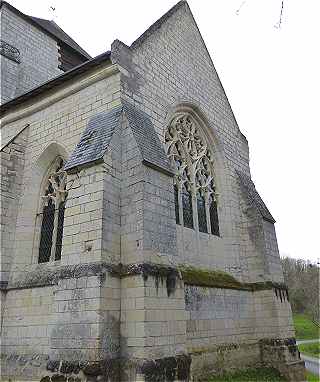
[165,113,218,201]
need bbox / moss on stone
[179,265,289,293]
[179,265,249,290]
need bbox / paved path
[300,354,320,376]
[297,339,320,345]
[296,339,319,376]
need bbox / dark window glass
[210,196,220,236]
[197,193,207,233]
[38,198,55,263]
[182,184,193,229]
[174,185,180,224]
[55,201,65,261]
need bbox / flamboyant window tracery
[165,113,220,236]
[38,157,67,263]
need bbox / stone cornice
[5,262,288,295]
[0,63,119,128]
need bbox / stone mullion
[205,191,211,234]
[50,198,59,261]
[177,181,184,227]
[191,185,198,231]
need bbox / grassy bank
[207,367,286,382]
[293,314,319,340]
[307,371,320,382]
[299,341,320,359]
[206,368,319,382]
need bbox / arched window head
[38,157,67,263]
[165,113,220,235]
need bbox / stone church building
[0,1,305,381]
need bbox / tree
[281,256,319,323]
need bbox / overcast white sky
[8,0,320,263]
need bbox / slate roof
[122,101,174,176]
[30,17,91,59]
[237,170,276,223]
[64,106,123,172]
[64,101,174,176]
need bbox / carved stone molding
[0,40,21,63]
[165,113,217,200]
[165,112,220,234]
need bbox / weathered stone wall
[0,5,62,103]
[110,2,254,281]
[238,177,284,284]
[0,64,122,381]
[121,273,186,361]
[0,51,20,103]
[185,285,256,349]
[1,285,53,380]
[190,342,261,381]
[0,126,29,283]
[185,285,294,348]
[185,283,296,380]
[1,64,120,277]
[63,164,106,265]
[263,220,283,283]
[119,114,144,265]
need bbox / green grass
[299,341,320,359]
[207,367,286,382]
[307,371,320,382]
[293,314,320,340]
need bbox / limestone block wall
[185,285,256,350]
[254,289,294,339]
[111,2,251,279]
[0,126,29,283]
[120,273,187,361]
[63,164,105,265]
[184,283,296,380]
[263,220,283,283]
[50,273,120,365]
[0,65,121,278]
[0,66,122,380]
[120,116,145,265]
[1,285,53,379]
[1,271,121,381]
[0,54,20,104]
[0,4,62,103]
[101,127,122,264]
[142,167,177,263]
[238,181,284,284]
[185,285,294,349]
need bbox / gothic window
[165,113,220,236]
[38,157,67,263]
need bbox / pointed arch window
[165,113,220,236]
[38,157,67,263]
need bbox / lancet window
[38,157,67,263]
[165,113,220,235]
